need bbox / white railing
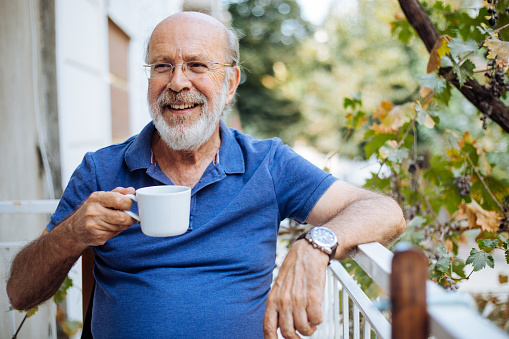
[316,242,509,339]
[0,200,59,339]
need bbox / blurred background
[1,0,508,337]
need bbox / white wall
[0,0,57,337]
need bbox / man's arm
[6,187,137,310]
[263,180,406,339]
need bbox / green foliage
[227,0,311,141]
[331,5,509,333]
[54,275,73,304]
[466,248,495,271]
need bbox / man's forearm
[6,225,84,310]
[325,195,406,258]
[306,180,406,259]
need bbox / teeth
[170,103,195,110]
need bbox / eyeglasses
[143,61,233,80]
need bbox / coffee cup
[124,185,191,237]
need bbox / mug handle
[124,194,140,222]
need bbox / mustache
[157,89,206,110]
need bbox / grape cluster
[407,156,426,174]
[453,175,472,197]
[500,198,509,232]
[487,0,501,26]
[443,276,459,291]
[485,61,507,99]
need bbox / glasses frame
[143,61,233,80]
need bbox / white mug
[124,185,191,237]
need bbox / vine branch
[398,0,509,133]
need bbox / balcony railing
[2,200,508,339]
[313,242,509,339]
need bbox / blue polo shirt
[47,121,336,338]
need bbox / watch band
[297,228,338,263]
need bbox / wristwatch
[297,226,338,263]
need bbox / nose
[167,63,192,93]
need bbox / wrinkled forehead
[148,13,228,63]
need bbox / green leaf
[380,145,409,163]
[498,234,508,248]
[452,59,475,87]
[466,248,495,271]
[440,55,453,68]
[26,306,39,318]
[418,73,446,93]
[477,25,496,38]
[415,104,436,128]
[54,276,73,304]
[364,134,394,159]
[343,96,362,110]
[478,239,499,251]
[448,38,478,56]
[435,257,451,273]
[452,257,467,279]
[434,81,452,105]
[391,19,415,44]
[505,250,509,264]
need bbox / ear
[225,66,241,105]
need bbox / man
[7,12,405,338]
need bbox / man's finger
[263,306,279,339]
[293,307,317,336]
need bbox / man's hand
[65,187,138,249]
[263,239,330,338]
[7,187,138,310]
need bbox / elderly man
[7,12,405,339]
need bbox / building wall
[0,0,60,337]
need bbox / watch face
[310,227,337,247]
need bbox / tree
[227,0,312,142]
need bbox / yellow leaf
[484,38,509,68]
[445,239,454,252]
[373,100,394,120]
[457,131,474,148]
[419,87,434,109]
[427,35,452,73]
[387,140,398,148]
[454,200,501,233]
[499,273,508,284]
[372,101,413,134]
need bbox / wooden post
[82,247,95,322]
[391,247,428,339]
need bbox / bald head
[145,12,239,67]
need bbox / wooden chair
[81,248,95,338]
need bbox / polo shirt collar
[218,120,244,174]
[125,120,245,175]
[125,121,155,171]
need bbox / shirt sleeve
[46,152,99,231]
[270,141,337,223]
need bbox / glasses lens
[144,66,152,79]
[184,61,211,76]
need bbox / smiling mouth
[168,103,199,110]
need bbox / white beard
[150,81,228,151]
